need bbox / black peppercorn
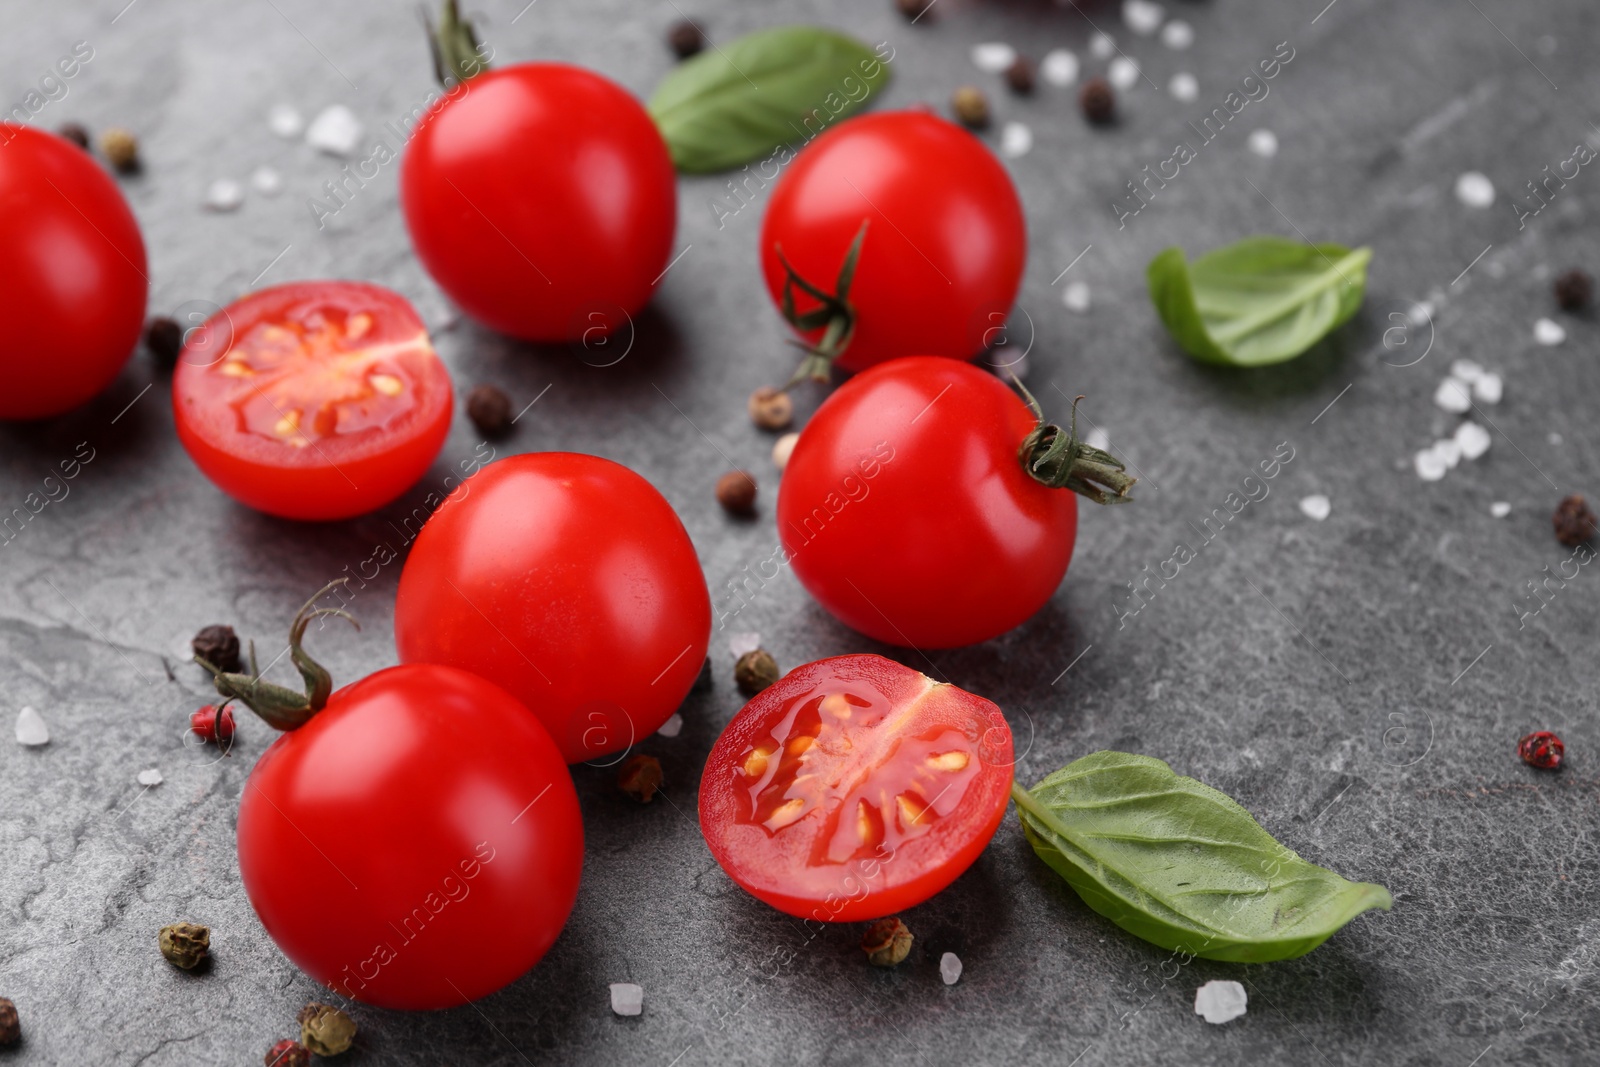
[1080,77,1115,125]
[0,998,17,1046]
[158,922,210,970]
[1554,269,1592,312]
[192,625,241,673]
[734,649,780,696]
[1005,57,1036,95]
[895,0,935,20]
[100,127,140,173]
[1553,494,1597,547]
[951,86,990,129]
[145,316,183,368]
[716,471,758,516]
[298,1002,357,1056]
[667,19,705,58]
[466,384,513,439]
[57,122,90,150]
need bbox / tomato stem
[776,220,869,387]
[1012,379,1136,505]
[194,579,360,731]
[425,0,490,88]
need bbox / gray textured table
[3,0,1598,1064]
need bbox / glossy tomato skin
[237,664,583,1010]
[0,125,147,419]
[171,281,452,521]
[700,654,1012,922]
[395,452,711,763]
[777,358,1077,648]
[400,64,676,342]
[760,111,1025,373]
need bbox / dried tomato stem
[426,0,489,88]
[777,220,869,387]
[194,580,359,731]
[1012,379,1135,505]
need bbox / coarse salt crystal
[1415,447,1447,482]
[772,432,799,471]
[1449,359,1484,383]
[1433,377,1472,413]
[657,713,683,738]
[1089,32,1117,60]
[268,104,303,139]
[1533,317,1566,346]
[1454,171,1495,208]
[137,768,164,787]
[1194,980,1247,1024]
[251,166,284,196]
[16,707,48,746]
[1122,0,1165,36]
[1299,494,1331,521]
[204,179,244,212]
[1247,129,1279,158]
[728,633,761,658]
[1473,373,1503,404]
[999,121,1033,159]
[306,105,363,157]
[1062,281,1091,313]
[1455,421,1491,460]
[1161,19,1194,49]
[971,42,1017,73]
[1435,438,1462,469]
[1491,501,1512,518]
[1108,56,1140,91]
[1549,432,1563,446]
[1084,427,1111,451]
[1040,49,1079,86]
[940,952,963,985]
[609,983,643,1016]
[1169,72,1199,102]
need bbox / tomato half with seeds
[699,655,1013,922]
[172,281,452,521]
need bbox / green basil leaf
[1014,751,1391,962]
[648,26,891,174]
[1146,236,1372,367]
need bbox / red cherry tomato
[0,125,147,419]
[238,661,582,1010]
[171,281,452,521]
[777,358,1094,648]
[401,64,676,341]
[395,453,712,763]
[760,111,1025,375]
[699,654,1013,922]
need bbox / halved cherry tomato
[699,655,1012,922]
[171,281,452,521]
[0,124,148,419]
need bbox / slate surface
[2,0,1598,1064]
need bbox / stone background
[1,0,1597,1063]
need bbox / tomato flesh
[0,125,147,419]
[237,664,583,1010]
[172,281,452,520]
[700,655,1012,922]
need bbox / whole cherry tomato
[760,111,1025,380]
[0,125,147,419]
[207,584,583,1010]
[776,358,1133,648]
[400,62,676,342]
[700,654,1013,922]
[395,453,711,763]
[171,281,452,521]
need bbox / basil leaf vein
[1015,751,1391,962]
[1146,236,1372,367]
[648,26,891,174]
